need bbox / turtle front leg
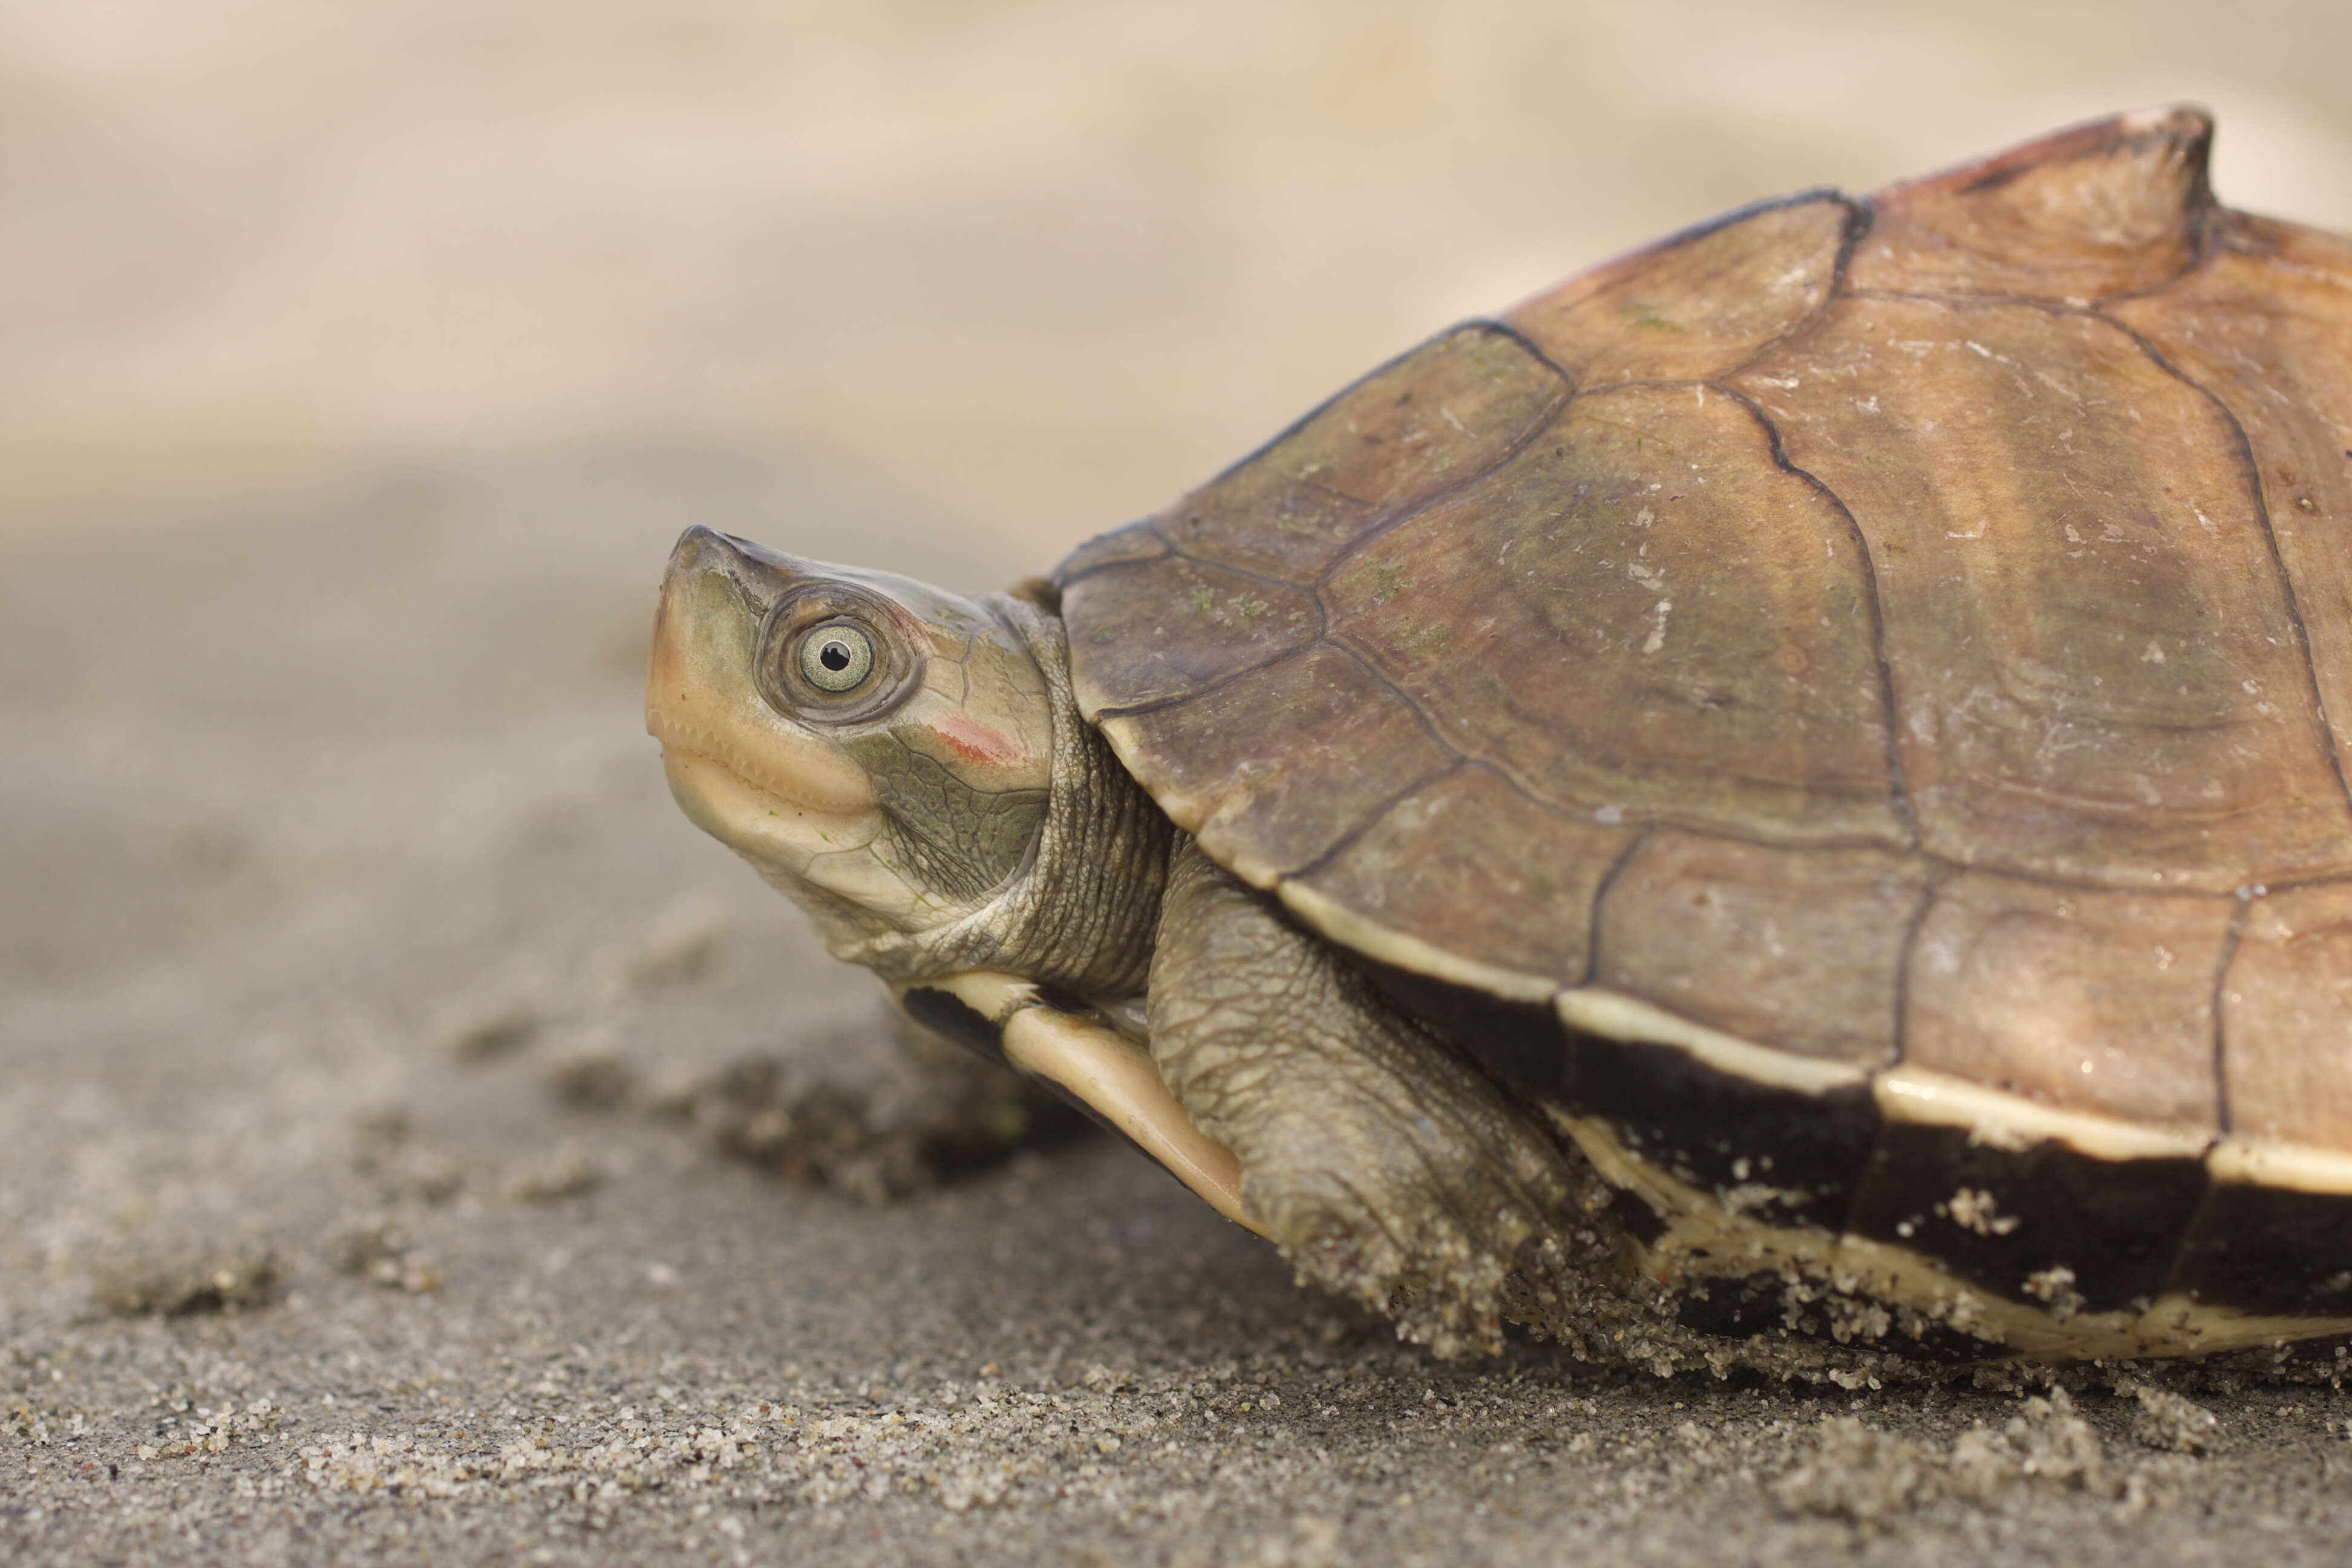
[1147,840,1583,1356]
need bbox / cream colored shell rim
[1258,834,2352,1193]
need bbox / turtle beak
[659,524,817,616]
[646,527,879,822]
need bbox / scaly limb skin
[1146,840,1584,1357]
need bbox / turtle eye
[755,585,921,724]
[798,622,875,693]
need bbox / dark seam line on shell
[1837,220,2218,317]
[1123,317,1578,603]
[1053,552,1162,588]
[1887,864,1953,1072]
[1147,541,1330,599]
[1617,821,1917,855]
[1717,194,1873,384]
[1563,376,1702,396]
[1370,753,1742,927]
[1276,760,1465,884]
[1477,316,1578,388]
[1541,186,1853,297]
[1289,371,1923,859]
[1849,289,2233,336]
[1054,528,1173,587]
[1152,536,1336,656]
[1086,642,1320,722]
[1144,321,1561,513]
[1451,754,1602,832]
[1504,799,2330,903]
[2099,315,2352,819]
[1930,859,2337,902]
[1831,194,1874,290]
[1226,686,2318,898]
[1289,636,1901,874]
[1477,787,1918,858]
[1057,519,1183,589]
[1709,381,1919,847]
[1577,826,1656,995]
[2210,897,2248,1137]
[2154,814,2236,1306]
[1320,640,1472,768]
[1295,474,1379,511]
[1308,364,1578,591]
[1595,812,2345,900]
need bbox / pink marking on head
[932,712,1025,768]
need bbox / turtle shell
[1056,108,2352,1353]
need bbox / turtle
[647,108,2352,1370]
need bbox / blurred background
[8,0,2351,993]
[9,0,2352,561]
[3,2,2352,1551]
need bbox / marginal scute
[2220,884,2352,1149]
[1059,555,1318,714]
[1323,383,1904,844]
[1503,194,1854,383]
[1737,295,2352,890]
[1847,106,2213,301]
[2110,213,2352,779]
[1595,832,1928,1067]
[1056,521,1168,580]
[1903,872,2232,1132]
[1142,324,1569,586]
[1296,766,1627,989]
[1099,644,1452,886]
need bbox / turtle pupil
[796,620,877,694]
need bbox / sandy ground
[9,2,2352,1563]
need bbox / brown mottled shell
[1057,110,2352,1342]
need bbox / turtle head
[648,526,1055,956]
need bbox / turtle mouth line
[646,670,878,815]
[655,737,872,843]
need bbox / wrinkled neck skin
[807,596,1174,1004]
